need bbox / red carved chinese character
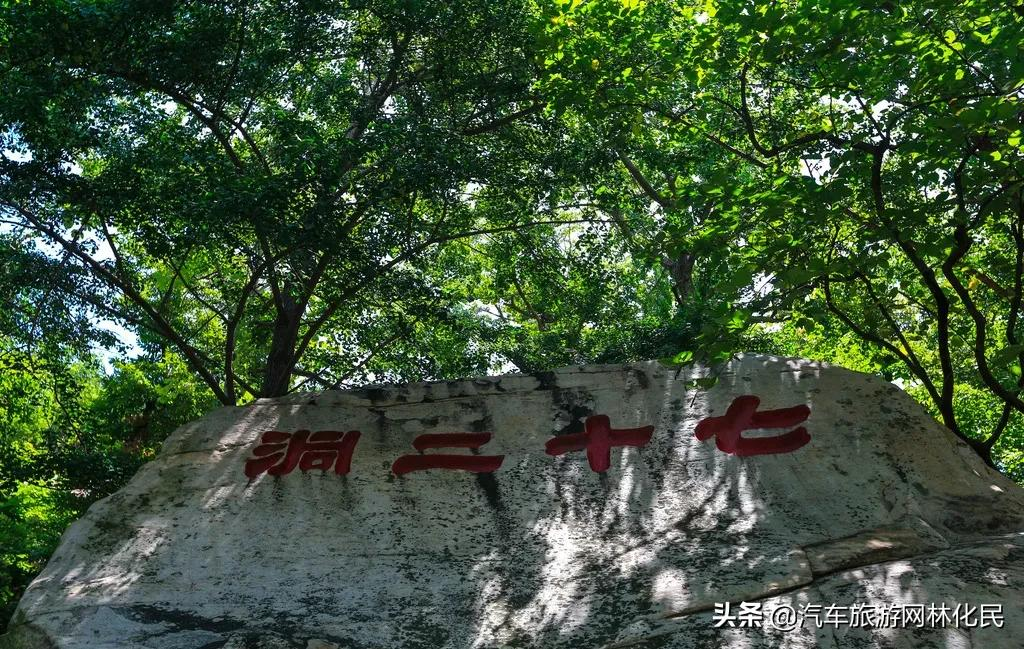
[544,415,654,473]
[391,432,505,476]
[244,430,361,478]
[695,395,810,456]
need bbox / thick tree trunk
[261,291,303,398]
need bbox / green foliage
[2,0,1024,630]
[751,319,1024,481]
[0,484,78,627]
[537,0,1024,467]
[0,344,216,631]
[0,0,566,403]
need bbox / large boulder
[5,355,1023,648]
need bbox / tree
[1,0,586,404]
[0,337,216,631]
[5,0,1023,472]
[537,0,1024,468]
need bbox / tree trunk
[261,291,303,398]
[967,438,996,469]
[662,252,695,306]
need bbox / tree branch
[462,102,543,136]
[6,201,230,404]
[616,151,671,209]
[943,225,1024,414]
[292,218,612,363]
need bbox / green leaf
[689,376,719,389]
[992,345,1024,369]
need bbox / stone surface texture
[4,354,1023,648]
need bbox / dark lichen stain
[550,387,595,436]
[891,461,909,484]
[368,408,388,436]
[532,370,558,391]
[939,494,1024,534]
[473,378,498,391]
[364,387,391,402]
[667,398,686,426]
[126,605,245,634]
[475,472,503,510]
[83,517,139,555]
[633,368,650,389]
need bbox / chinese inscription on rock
[243,396,811,479]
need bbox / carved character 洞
[244,429,361,478]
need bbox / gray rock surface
[4,354,1023,648]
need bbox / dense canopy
[1,0,1022,629]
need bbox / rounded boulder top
[6,355,1024,649]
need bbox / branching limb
[6,200,231,403]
